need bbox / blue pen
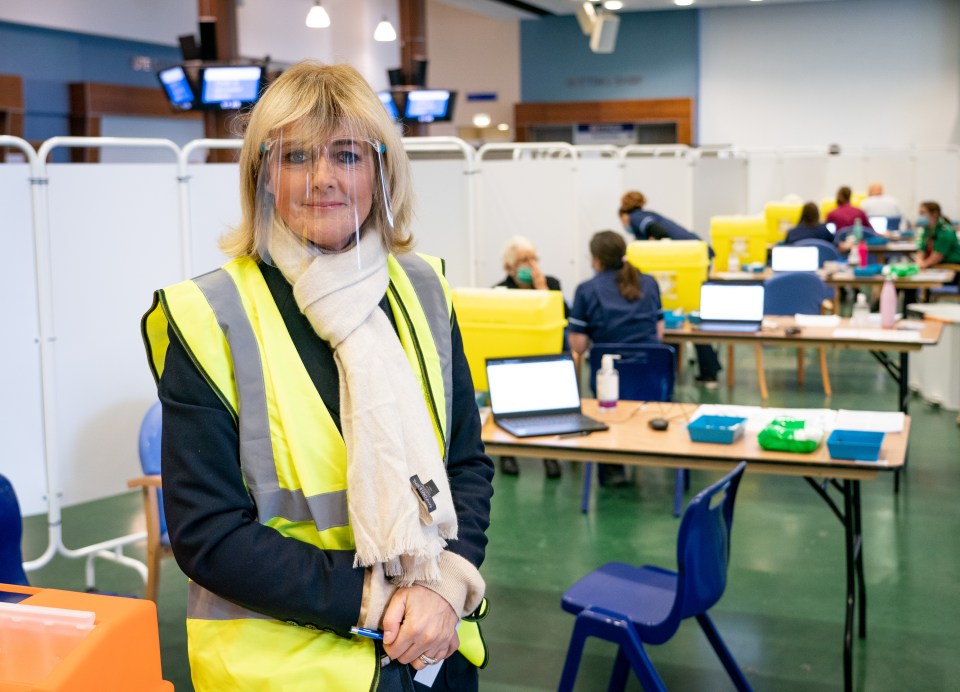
[350,626,385,640]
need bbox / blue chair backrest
[834,224,880,244]
[886,215,902,232]
[675,461,746,620]
[763,271,830,315]
[793,238,841,267]
[588,343,676,402]
[138,401,167,537]
[0,473,29,585]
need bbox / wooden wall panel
[514,98,694,145]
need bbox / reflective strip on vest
[395,253,454,460]
[193,270,350,533]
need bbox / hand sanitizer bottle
[852,292,869,326]
[597,354,621,409]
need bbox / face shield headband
[254,124,394,269]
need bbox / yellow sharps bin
[452,287,567,392]
[625,240,709,312]
[764,201,803,244]
[709,216,768,271]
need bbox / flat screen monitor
[403,89,456,123]
[825,222,837,235]
[157,66,196,111]
[699,283,765,322]
[378,90,400,121]
[200,65,263,110]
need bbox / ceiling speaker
[590,13,620,54]
[576,2,597,36]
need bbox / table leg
[853,481,867,639]
[842,479,855,692]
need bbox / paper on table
[794,314,841,327]
[832,328,922,342]
[694,405,837,433]
[478,406,490,426]
[834,410,905,433]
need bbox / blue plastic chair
[834,224,880,245]
[760,272,833,398]
[126,401,172,602]
[0,473,29,586]
[586,344,688,516]
[559,462,750,692]
[793,238,841,267]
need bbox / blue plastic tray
[826,429,884,461]
[853,264,883,277]
[687,415,747,444]
[663,310,685,328]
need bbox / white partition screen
[475,157,580,301]
[187,164,241,275]
[693,156,748,240]
[408,159,472,288]
[0,165,46,515]
[621,155,695,231]
[45,164,184,507]
[913,149,960,220]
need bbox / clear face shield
[255,121,394,269]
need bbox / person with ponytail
[568,231,663,486]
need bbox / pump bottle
[597,354,621,409]
[880,276,897,328]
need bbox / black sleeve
[158,326,364,636]
[546,276,571,319]
[440,310,495,569]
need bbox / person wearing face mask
[141,61,493,691]
[494,236,569,478]
[916,201,960,269]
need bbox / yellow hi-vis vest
[142,253,485,691]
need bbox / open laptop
[485,353,608,438]
[696,283,765,333]
[868,216,889,234]
[771,245,819,272]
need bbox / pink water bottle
[857,239,869,268]
[880,277,897,328]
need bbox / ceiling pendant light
[374,16,397,42]
[306,1,331,29]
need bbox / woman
[916,200,960,269]
[785,202,834,245]
[568,231,664,486]
[141,62,493,691]
[826,186,873,248]
[620,190,704,244]
[494,236,568,479]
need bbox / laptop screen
[486,355,581,416]
[771,245,819,272]
[699,283,765,322]
[868,216,888,234]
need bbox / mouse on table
[648,417,669,431]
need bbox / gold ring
[418,654,439,666]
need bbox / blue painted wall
[520,11,699,103]
[0,21,180,143]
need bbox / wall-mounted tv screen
[378,90,400,121]
[403,89,456,123]
[200,65,263,110]
[157,66,196,111]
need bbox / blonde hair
[220,61,415,259]
[501,236,538,271]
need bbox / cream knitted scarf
[268,227,457,584]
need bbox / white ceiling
[435,0,837,21]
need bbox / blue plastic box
[687,415,747,444]
[826,429,884,461]
[663,310,685,329]
[853,264,883,277]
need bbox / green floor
[20,346,960,691]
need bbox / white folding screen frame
[23,137,183,587]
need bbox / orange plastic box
[0,584,172,692]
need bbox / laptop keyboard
[506,413,590,428]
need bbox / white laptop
[771,245,819,272]
[826,222,837,234]
[696,283,765,333]
[485,354,608,438]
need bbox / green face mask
[516,267,533,284]
[916,215,930,228]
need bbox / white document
[413,660,443,687]
[834,410,905,433]
[694,405,836,433]
[794,314,841,328]
[832,328,922,342]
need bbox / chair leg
[673,468,685,518]
[145,545,161,603]
[819,347,832,397]
[608,648,630,692]
[695,613,753,692]
[558,619,591,692]
[726,344,735,388]
[754,345,768,400]
[796,347,806,386]
[581,462,593,514]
